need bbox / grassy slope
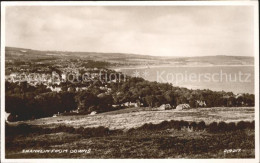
[10,107,254,130]
[6,128,254,158]
[5,107,255,158]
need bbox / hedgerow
[5,120,254,138]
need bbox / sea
[119,66,254,94]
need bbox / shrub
[227,122,236,131]
[208,122,218,133]
[127,128,136,134]
[83,126,110,137]
[77,127,85,134]
[218,121,228,132]
[172,120,181,130]
[237,121,246,130]
[6,123,33,136]
[244,121,251,129]
[179,120,189,128]
[55,125,75,133]
[159,121,171,130]
[249,121,255,129]
[197,121,206,130]
[189,122,197,130]
[139,123,149,130]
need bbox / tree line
[5,76,255,121]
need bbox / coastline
[112,64,254,72]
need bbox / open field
[5,107,255,158]
[6,121,255,158]
[9,107,254,130]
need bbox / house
[99,86,106,90]
[196,100,206,107]
[61,73,67,81]
[90,111,97,115]
[123,102,139,107]
[175,104,191,110]
[123,102,130,107]
[81,87,88,91]
[47,86,62,92]
[157,104,173,110]
[9,73,20,83]
[223,95,230,99]
[91,73,99,79]
[5,112,10,122]
[53,112,60,117]
[10,73,18,78]
[112,104,119,108]
[6,114,18,122]
[235,94,243,99]
[71,109,79,113]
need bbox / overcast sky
[5,6,254,57]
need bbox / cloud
[5,6,254,56]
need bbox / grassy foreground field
[10,107,254,130]
[6,107,255,158]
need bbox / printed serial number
[224,149,241,153]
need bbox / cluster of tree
[109,77,255,108]
[6,91,77,121]
[5,75,255,121]
[6,82,114,121]
[6,82,51,95]
[75,91,114,113]
[81,60,111,68]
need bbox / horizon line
[5,46,255,58]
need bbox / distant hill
[5,47,254,66]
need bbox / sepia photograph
[1,1,259,162]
